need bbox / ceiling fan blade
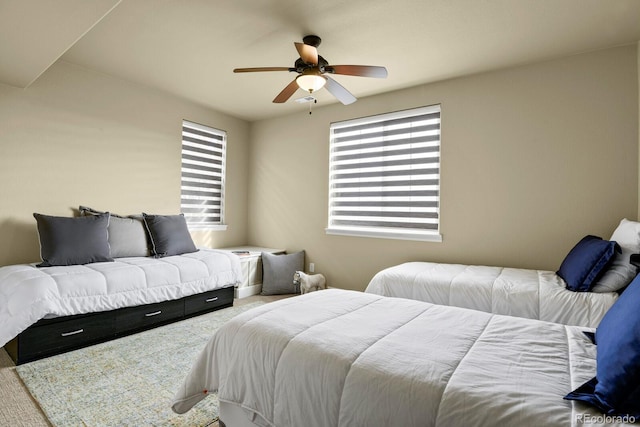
[234,67,292,73]
[327,65,388,78]
[294,42,318,65]
[325,76,357,105]
[273,78,300,103]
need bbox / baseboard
[234,283,262,299]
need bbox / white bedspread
[365,262,619,328]
[0,248,242,347]
[172,290,628,427]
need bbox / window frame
[180,119,228,231]
[325,105,442,242]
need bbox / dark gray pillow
[261,251,305,295]
[142,213,198,257]
[33,213,114,267]
[79,206,150,258]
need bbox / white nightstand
[220,246,285,298]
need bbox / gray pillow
[34,212,114,267]
[142,213,198,257]
[261,251,305,295]
[79,206,150,258]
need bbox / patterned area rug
[16,302,263,427]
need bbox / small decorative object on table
[293,271,327,294]
[231,250,251,256]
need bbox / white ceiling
[0,0,120,87]
[2,0,640,121]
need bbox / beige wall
[248,45,639,291]
[0,45,637,291]
[0,61,250,265]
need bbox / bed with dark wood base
[1,248,242,364]
[5,285,234,364]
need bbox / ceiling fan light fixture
[296,70,327,93]
[234,36,387,105]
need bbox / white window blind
[326,105,441,241]
[181,120,227,229]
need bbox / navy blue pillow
[556,235,619,292]
[564,274,640,417]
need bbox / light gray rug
[16,302,263,427]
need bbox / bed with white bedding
[365,220,640,328]
[0,248,242,362]
[171,289,636,427]
[364,262,618,327]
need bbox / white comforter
[365,262,619,328]
[172,290,627,427]
[0,248,242,347]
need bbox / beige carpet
[0,349,51,426]
[0,294,290,426]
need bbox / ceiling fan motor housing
[295,56,329,73]
[302,35,321,47]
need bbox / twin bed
[172,288,638,426]
[172,220,640,426]
[0,208,245,363]
[364,219,640,328]
[0,248,243,364]
[364,262,618,327]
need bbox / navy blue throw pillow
[564,274,640,417]
[556,235,619,292]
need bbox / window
[180,120,227,230]
[326,105,441,242]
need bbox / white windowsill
[188,224,228,231]
[325,227,442,242]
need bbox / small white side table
[219,246,285,298]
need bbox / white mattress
[365,262,619,328]
[0,248,242,347]
[172,290,628,427]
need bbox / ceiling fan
[233,35,388,105]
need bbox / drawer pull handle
[145,310,162,317]
[205,297,219,303]
[61,329,84,337]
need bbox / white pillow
[592,218,640,293]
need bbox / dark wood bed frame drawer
[115,299,184,333]
[13,313,116,363]
[6,287,235,365]
[184,286,234,316]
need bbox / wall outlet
[309,263,315,273]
